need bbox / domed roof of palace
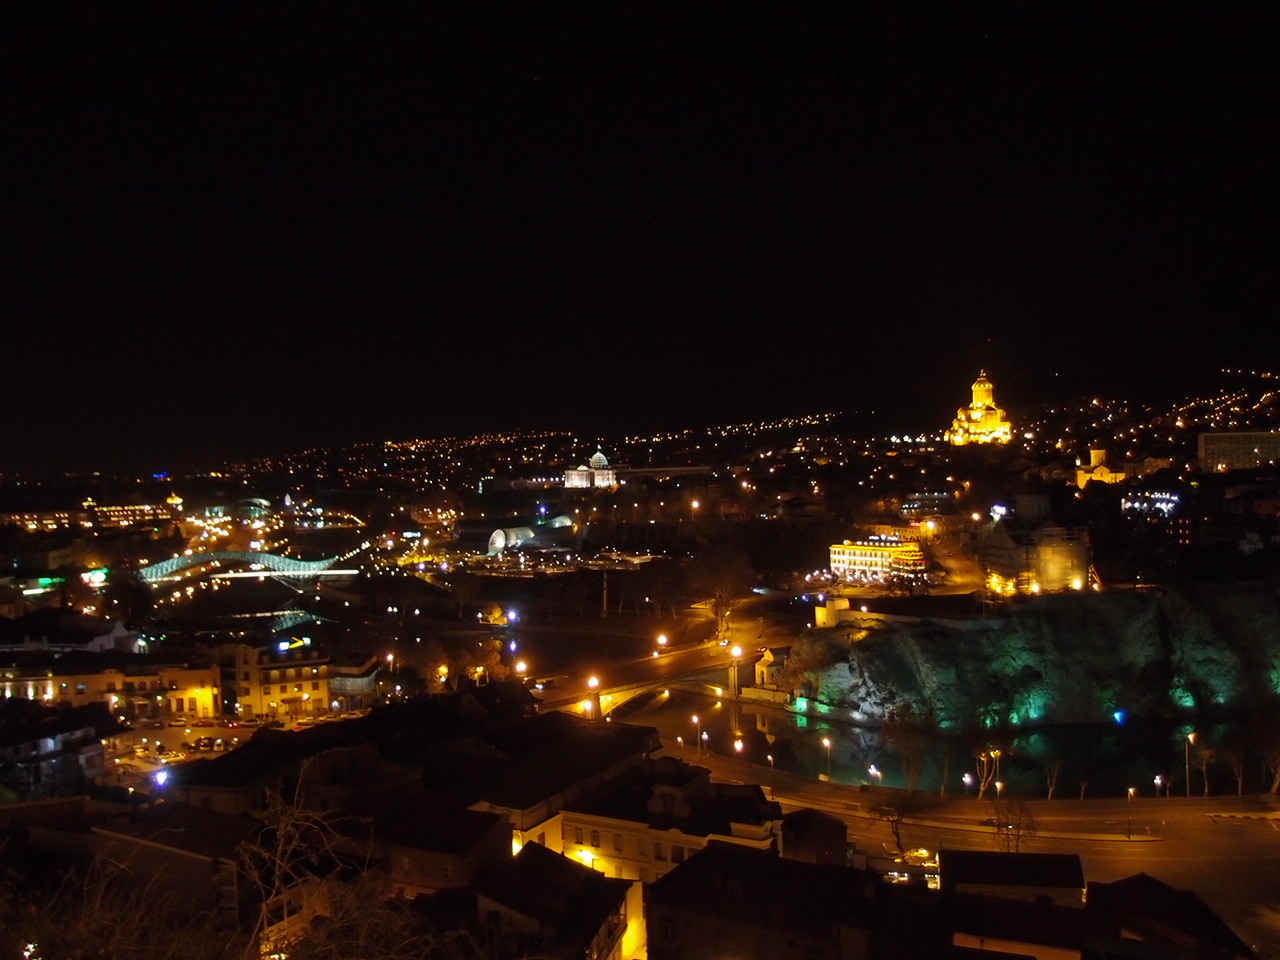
[589,450,610,469]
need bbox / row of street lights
[679,709,1203,802]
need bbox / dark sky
[3,5,1276,472]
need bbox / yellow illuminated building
[947,370,1012,446]
[829,536,927,584]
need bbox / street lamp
[767,754,774,769]
[1186,732,1196,798]
[822,737,832,779]
[962,773,974,797]
[693,715,701,756]
[676,736,684,754]
[995,781,1003,799]
[1154,774,1163,797]
[1127,786,1135,839]
[734,738,743,753]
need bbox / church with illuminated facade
[946,370,1012,446]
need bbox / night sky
[4,6,1275,472]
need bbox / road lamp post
[1127,786,1135,839]
[693,715,701,757]
[1186,732,1195,798]
[822,737,832,779]
[587,675,600,720]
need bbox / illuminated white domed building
[564,449,618,489]
[947,370,1012,446]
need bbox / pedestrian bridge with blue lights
[137,551,347,584]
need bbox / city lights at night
[1,5,1278,959]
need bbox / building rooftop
[939,849,1084,892]
[423,712,659,813]
[474,841,630,953]
[1087,872,1258,959]
[648,842,868,937]
[93,801,262,860]
[563,756,780,837]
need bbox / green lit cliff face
[794,584,1280,730]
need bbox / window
[671,845,685,863]
[188,698,197,712]
[263,685,272,695]
[242,672,249,681]
[654,842,666,861]
[311,681,320,691]
[574,827,584,845]
[613,833,623,852]
[638,839,649,856]
[590,830,600,848]
[75,684,86,695]
[106,682,116,692]
[294,684,302,693]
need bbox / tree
[102,566,154,625]
[876,801,916,858]
[970,746,1004,800]
[683,543,754,637]
[1194,739,1216,797]
[881,702,936,794]
[1222,726,1250,797]
[1251,707,1280,794]
[0,843,236,960]
[1043,756,1064,800]
[238,764,485,960]
[989,799,1039,853]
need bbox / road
[640,718,1280,958]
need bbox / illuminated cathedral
[947,370,1012,446]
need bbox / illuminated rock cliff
[791,584,1280,730]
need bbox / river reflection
[620,690,1248,801]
